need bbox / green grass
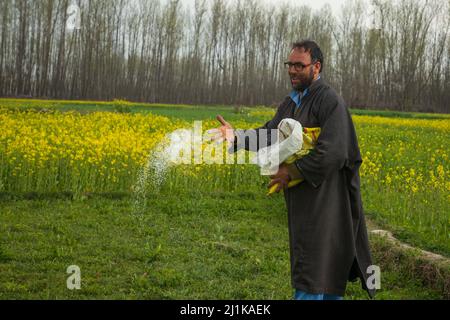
[0,98,256,123]
[350,108,450,120]
[0,194,443,299]
[2,97,449,121]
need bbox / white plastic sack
[256,118,303,176]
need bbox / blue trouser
[294,290,343,300]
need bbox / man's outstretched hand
[207,115,235,147]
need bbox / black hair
[291,40,324,73]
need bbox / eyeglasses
[284,61,316,71]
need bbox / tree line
[0,0,449,113]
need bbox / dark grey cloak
[230,78,376,298]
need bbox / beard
[292,67,314,92]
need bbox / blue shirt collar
[289,75,321,108]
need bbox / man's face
[287,48,320,91]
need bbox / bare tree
[0,0,448,112]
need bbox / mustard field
[0,99,448,299]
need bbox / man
[211,40,376,300]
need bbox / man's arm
[228,100,288,153]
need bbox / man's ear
[314,61,321,75]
